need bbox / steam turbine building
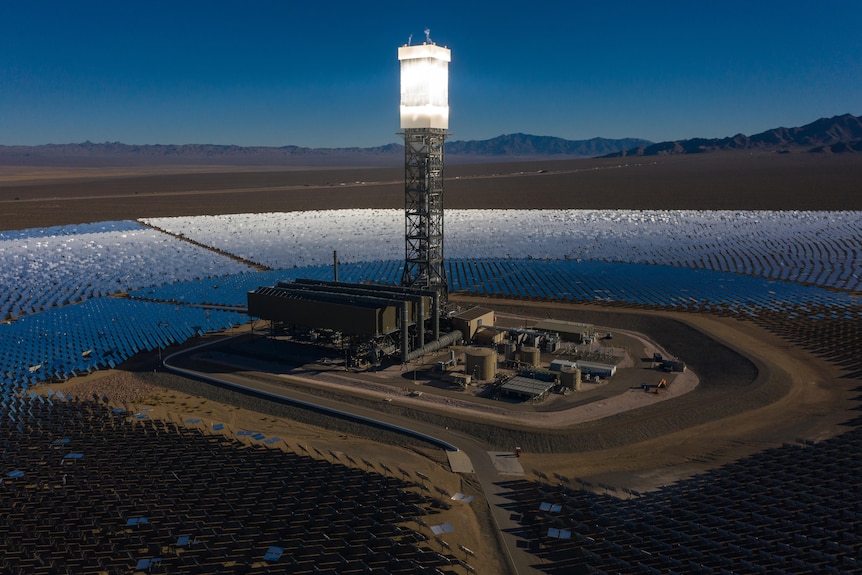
[246,37,457,364]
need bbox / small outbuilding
[576,360,617,378]
[474,326,505,346]
[660,359,686,372]
[532,319,594,343]
[452,307,495,342]
[449,372,472,387]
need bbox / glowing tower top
[398,35,450,129]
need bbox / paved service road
[164,342,546,575]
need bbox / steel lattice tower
[398,36,450,299]
[402,127,447,296]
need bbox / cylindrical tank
[559,367,581,391]
[519,345,541,367]
[504,341,517,361]
[465,347,496,381]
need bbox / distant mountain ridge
[608,113,862,157]
[3,113,859,166]
[445,134,652,157]
[0,141,404,167]
[0,135,651,167]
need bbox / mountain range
[607,113,862,157]
[0,113,859,167]
[0,135,650,167]
[444,134,651,157]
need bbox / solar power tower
[398,32,450,301]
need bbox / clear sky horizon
[2,1,860,148]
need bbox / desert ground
[9,151,862,574]
[1,151,861,231]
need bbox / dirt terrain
[1,151,861,231]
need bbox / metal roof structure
[576,361,617,376]
[452,306,493,321]
[499,375,555,400]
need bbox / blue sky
[2,1,860,147]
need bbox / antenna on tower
[424,28,431,43]
[408,33,412,46]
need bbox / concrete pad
[447,450,474,473]
[488,451,525,475]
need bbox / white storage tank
[559,367,581,391]
[465,347,496,380]
[519,345,541,367]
